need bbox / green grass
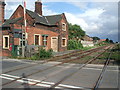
[97,52,109,60]
[80,46,96,50]
[97,44,120,65]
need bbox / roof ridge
[45,13,63,17]
[44,16,50,25]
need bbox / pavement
[1,59,119,89]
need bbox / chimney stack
[35,0,42,16]
[0,0,5,26]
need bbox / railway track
[93,46,114,90]
[47,45,114,89]
[2,45,107,74]
[2,45,113,88]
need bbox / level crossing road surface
[1,59,119,89]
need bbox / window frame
[42,35,48,46]
[61,37,67,47]
[3,35,9,49]
[62,23,66,31]
[34,34,40,45]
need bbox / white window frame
[34,34,40,45]
[61,37,67,47]
[3,35,9,49]
[42,36,48,46]
[62,23,66,31]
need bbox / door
[51,37,58,52]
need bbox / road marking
[83,67,102,70]
[0,75,15,80]
[59,84,84,89]
[36,83,51,87]
[2,74,20,78]
[1,74,86,89]
[83,67,119,72]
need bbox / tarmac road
[1,59,119,89]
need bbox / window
[42,35,48,46]
[62,38,67,47]
[3,35,9,49]
[62,23,66,31]
[34,34,40,45]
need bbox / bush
[31,48,53,60]
[67,40,83,50]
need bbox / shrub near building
[31,48,53,60]
[67,40,83,50]
[68,23,85,50]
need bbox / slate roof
[2,17,23,27]
[45,14,62,25]
[26,9,49,25]
[2,5,63,27]
[26,8,63,26]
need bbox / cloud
[43,8,58,16]
[79,8,105,19]
[67,2,118,41]
[5,2,20,18]
[4,1,118,42]
[65,12,88,30]
[64,8,104,34]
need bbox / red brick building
[0,0,68,57]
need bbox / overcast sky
[5,0,119,42]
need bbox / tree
[68,23,85,40]
[109,40,114,43]
[92,37,100,41]
[106,38,110,42]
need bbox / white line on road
[2,74,20,78]
[0,75,15,80]
[59,84,84,89]
[83,67,119,72]
[1,74,86,89]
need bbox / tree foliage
[68,23,85,40]
[105,38,114,43]
[106,38,109,42]
[67,40,83,50]
[92,37,100,41]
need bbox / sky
[4,0,119,42]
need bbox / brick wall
[58,14,68,52]
[2,5,68,54]
[2,49,11,56]
[2,30,11,56]
[27,26,59,50]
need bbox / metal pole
[23,0,27,57]
[21,25,24,57]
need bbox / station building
[0,0,68,57]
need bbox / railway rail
[2,45,108,74]
[93,46,114,90]
[1,45,113,88]
[48,45,114,89]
